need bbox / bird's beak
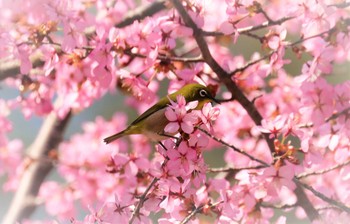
[208,94,221,105]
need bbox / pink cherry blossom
[196,102,220,131]
[158,178,185,214]
[260,165,296,195]
[300,78,334,126]
[255,115,287,138]
[164,95,198,134]
[166,141,197,177]
[89,194,132,224]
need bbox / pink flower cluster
[164,95,200,134]
[34,99,220,223]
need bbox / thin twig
[159,55,204,63]
[231,30,332,78]
[129,142,172,223]
[257,6,274,23]
[325,107,350,122]
[180,205,205,224]
[298,106,350,129]
[251,94,263,104]
[241,32,264,41]
[294,183,319,220]
[297,160,350,179]
[230,52,274,76]
[116,0,167,28]
[123,50,204,62]
[180,201,223,224]
[208,165,266,173]
[317,205,343,211]
[239,16,296,34]
[198,127,269,166]
[294,178,350,214]
[129,177,160,224]
[288,30,330,47]
[328,2,350,8]
[261,203,297,209]
[0,54,44,81]
[202,16,295,37]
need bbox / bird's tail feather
[103,131,126,144]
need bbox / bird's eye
[199,89,207,97]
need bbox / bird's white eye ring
[199,89,207,97]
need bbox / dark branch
[180,201,222,224]
[293,183,319,220]
[230,52,274,76]
[260,203,297,209]
[208,165,267,173]
[299,106,350,129]
[129,177,159,224]
[116,0,167,28]
[294,178,350,214]
[0,54,44,81]
[171,0,276,154]
[325,106,350,122]
[288,30,330,47]
[202,16,295,37]
[123,49,204,62]
[198,127,269,166]
[297,160,350,179]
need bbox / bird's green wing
[130,94,175,126]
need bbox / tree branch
[180,201,222,224]
[294,178,350,214]
[2,106,72,224]
[293,183,319,220]
[129,177,159,224]
[171,0,276,154]
[0,54,44,81]
[229,52,274,76]
[208,165,267,173]
[115,0,167,28]
[325,106,350,122]
[202,16,295,37]
[260,203,297,209]
[299,106,350,129]
[198,127,269,166]
[123,49,204,62]
[317,205,343,212]
[171,2,320,220]
[257,5,274,23]
[297,160,350,179]
[288,30,330,47]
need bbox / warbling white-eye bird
[103,83,220,144]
